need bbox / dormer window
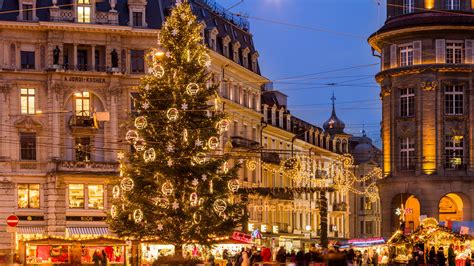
[22,4,33,20]
[208,28,218,51]
[132,12,143,27]
[242,47,250,68]
[222,36,231,58]
[233,42,241,64]
[251,52,259,72]
[77,0,91,23]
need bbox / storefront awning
[17,226,45,234]
[67,227,110,235]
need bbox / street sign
[6,215,19,227]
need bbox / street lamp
[305,225,311,231]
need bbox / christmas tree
[108,0,244,254]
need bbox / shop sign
[66,216,107,221]
[6,215,19,227]
[348,237,385,245]
[64,76,107,83]
[18,216,44,221]
[272,225,279,234]
[261,224,267,233]
[232,231,252,244]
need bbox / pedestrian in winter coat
[241,250,250,266]
[101,250,107,266]
[437,247,446,266]
[261,247,272,262]
[92,250,101,266]
[276,246,286,263]
[448,244,456,266]
[296,250,305,266]
[429,247,436,266]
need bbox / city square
[0,0,473,265]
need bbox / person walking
[276,246,287,264]
[429,247,436,266]
[448,244,455,266]
[92,250,101,266]
[437,247,446,266]
[101,250,107,266]
[241,249,250,266]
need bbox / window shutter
[390,44,397,68]
[413,41,422,65]
[465,40,474,64]
[435,39,446,63]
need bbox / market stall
[18,235,127,265]
[388,218,473,265]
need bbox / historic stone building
[0,0,266,261]
[369,0,474,237]
[348,132,382,238]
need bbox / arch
[336,139,341,153]
[438,193,467,223]
[391,193,421,233]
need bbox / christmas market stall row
[387,218,474,264]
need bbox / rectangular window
[445,0,461,10]
[445,85,463,115]
[446,42,463,64]
[365,221,374,235]
[132,12,143,27]
[400,88,415,117]
[88,185,104,209]
[445,135,464,169]
[18,184,40,208]
[21,88,35,114]
[22,4,33,21]
[69,184,84,208]
[403,0,415,14]
[74,91,90,116]
[20,133,36,161]
[77,4,91,23]
[399,45,413,66]
[400,137,415,170]
[131,50,144,73]
[360,221,364,234]
[75,137,91,162]
[20,51,35,69]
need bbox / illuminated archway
[391,194,421,233]
[439,193,463,223]
[405,196,421,233]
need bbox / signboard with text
[232,231,253,244]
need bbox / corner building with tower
[369,0,474,238]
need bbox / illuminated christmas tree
[108,0,244,255]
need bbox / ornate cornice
[15,116,43,132]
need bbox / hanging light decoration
[167,108,179,121]
[143,148,156,163]
[186,83,200,95]
[161,181,174,196]
[120,177,134,191]
[134,116,148,129]
[208,136,219,150]
[125,130,139,143]
[112,185,120,199]
[227,179,240,193]
[133,209,143,223]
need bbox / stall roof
[19,235,127,245]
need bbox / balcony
[54,160,119,173]
[50,8,118,25]
[261,152,280,165]
[333,202,348,212]
[231,136,259,149]
[69,115,98,128]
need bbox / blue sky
[219,0,385,146]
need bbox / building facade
[348,132,382,239]
[0,0,266,261]
[369,0,474,237]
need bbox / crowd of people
[205,245,387,266]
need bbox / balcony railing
[50,9,118,25]
[261,152,281,165]
[333,202,348,212]
[69,115,98,129]
[231,136,259,149]
[54,160,119,173]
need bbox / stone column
[90,45,96,71]
[72,44,77,67]
[0,85,11,159]
[50,82,61,159]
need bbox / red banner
[232,231,252,244]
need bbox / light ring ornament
[193,212,202,224]
[133,138,146,152]
[208,136,219,150]
[120,177,134,191]
[125,130,139,143]
[151,64,165,78]
[190,192,198,206]
[161,181,174,196]
[134,116,147,129]
[246,160,257,171]
[198,53,211,67]
[193,152,207,165]
[166,108,179,121]
[133,209,143,223]
[227,179,240,193]
[112,185,120,199]
[186,83,200,96]
[213,199,227,213]
[216,119,230,134]
[111,205,118,218]
[143,148,156,163]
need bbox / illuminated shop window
[88,185,104,209]
[69,184,85,208]
[18,184,40,208]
